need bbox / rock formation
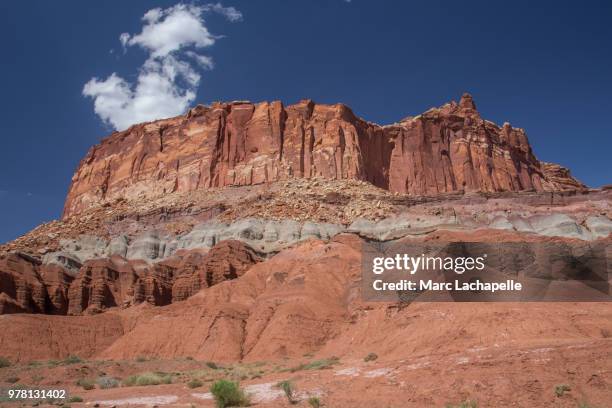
[168,240,262,301]
[0,253,47,314]
[62,94,584,218]
[0,92,610,408]
[0,241,262,316]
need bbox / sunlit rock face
[62,94,583,218]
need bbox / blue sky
[0,0,610,243]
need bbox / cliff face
[0,241,261,316]
[63,94,583,218]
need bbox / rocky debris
[220,178,396,224]
[59,235,108,261]
[347,214,458,241]
[541,162,586,190]
[3,180,608,259]
[0,178,396,257]
[62,95,584,218]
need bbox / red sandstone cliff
[0,241,261,316]
[63,94,584,218]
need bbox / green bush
[68,396,84,403]
[135,356,148,363]
[364,352,378,362]
[0,357,11,368]
[205,361,219,369]
[289,357,339,372]
[276,380,297,404]
[96,376,120,389]
[210,380,250,408]
[308,397,321,408]
[123,372,172,387]
[187,378,204,389]
[64,355,82,365]
[554,384,571,397]
[47,360,60,367]
[76,378,95,390]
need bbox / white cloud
[186,51,215,69]
[202,2,243,22]
[83,2,242,131]
[119,32,130,48]
[122,4,216,58]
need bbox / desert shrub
[47,360,60,367]
[135,356,148,362]
[6,376,19,383]
[308,397,321,408]
[226,366,251,381]
[187,378,204,389]
[123,372,172,387]
[205,361,219,369]
[68,396,83,403]
[289,357,339,372]
[364,352,378,362]
[210,380,250,408]
[76,378,95,390]
[445,401,477,408]
[64,355,82,365]
[554,384,571,397]
[0,357,11,368]
[96,376,120,389]
[276,380,297,404]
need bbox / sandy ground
[0,322,610,408]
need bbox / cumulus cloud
[83,3,241,131]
